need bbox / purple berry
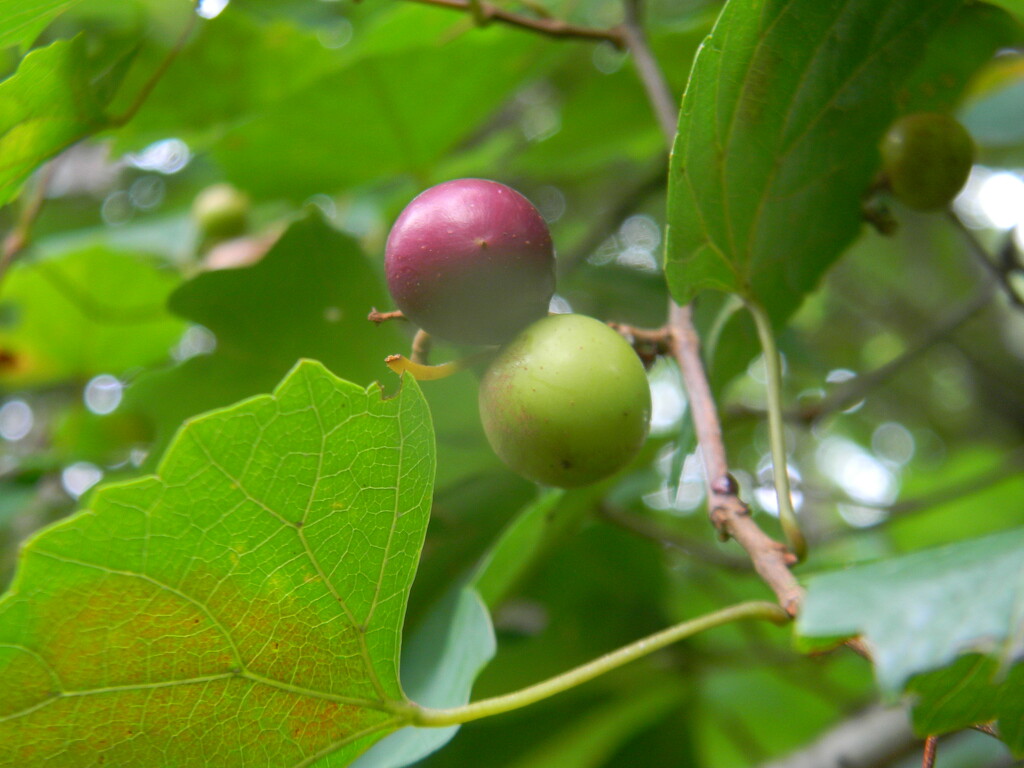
[385,179,556,345]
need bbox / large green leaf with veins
[665,0,982,325]
[0,360,435,766]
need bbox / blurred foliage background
[0,0,1022,765]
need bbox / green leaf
[898,3,1022,115]
[0,246,185,386]
[797,530,1024,747]
[906,654,1023,754]
[0,36,125,206]
[114,11,343,153]
[987,0,1024,21]
[213,14,546,199]
[125,213,404,453]
[666,0,970,324]
[0,360,436,766]
[0,0,82,50]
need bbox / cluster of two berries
[385,179,651,489]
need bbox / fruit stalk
[746,299,807,561]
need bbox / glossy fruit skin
[385,178,555,345]
[192,184,249,242]
[881,113,975,211]
[479,314,651,488]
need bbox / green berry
[192,184,250,243]
[880,113,975,212]
[478,314,651,488]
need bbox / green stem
[409,601,789,727]
[746,299,807,561]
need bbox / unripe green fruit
[192,184,250,243]
[880,113,974,212]
[479,314,651,488]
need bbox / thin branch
[669,303,803,615]
[402,0,627,47]
[947,212,1024,310]
[621,0,678,142]
[607,320,672,369]
[796,285,994,423]
[367,308,407,324]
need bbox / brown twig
[621,0,677,142]
[403,0,627,48]
[608,321,672,368]
[548,0,675,279]
[921,735,938,768]
[616,0,803,613]
[669,303,803,614]
[368,308,407,324]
